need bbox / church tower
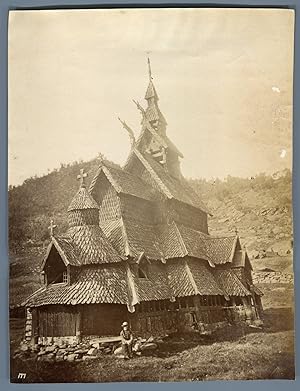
[127,58,184,180]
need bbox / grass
[10,306,295,383]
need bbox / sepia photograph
[8,8,295,382]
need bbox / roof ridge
[125,263,139,311]
[120,217,131,257]
[101,165,123,193]
[133,148,173,198]
[173,222,188,257]
[184,259,200,295]
[229,236,239,263]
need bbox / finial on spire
[147,57,153,81]
[77,168,88,188]
[118,117,136,147]
[48,219,57,237]
[234,227,239,236]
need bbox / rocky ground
[13,335,159,364]
[10,306,295,382]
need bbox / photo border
[0,0,298,389]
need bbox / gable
[90,171,112,205]
[43,245,67,271]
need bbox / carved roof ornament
[77,168,88,188]
[118,117,136,147]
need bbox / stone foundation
[24,308,32,342]
[15,335,159,362]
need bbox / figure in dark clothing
[120,321,133,359]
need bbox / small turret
[67,169,100,227]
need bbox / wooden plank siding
[34,305,78,337]
[34,304,128,337]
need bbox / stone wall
[253,272,294,284]
[24,308,32,342]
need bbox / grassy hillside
[190,170,293,257]
[8,158,293,306]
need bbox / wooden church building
[23,60,263,343]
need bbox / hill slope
[8,159,293,306]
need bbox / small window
[63,271,68,284]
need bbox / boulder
[132,342,142,352]
[113,346,123,356]
[45,345,56,353]
[146,336,154,343]
[87,348,97,356]
[82,355,97,361]
[66,353,77,362]
[103,347,112,354]
[91,342,100,349]
[74,349,89,355]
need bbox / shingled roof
[42,222,123,270]
[167,259,224,298]
[130,262,173,302]
[89,163,158,202]
[68,186,99,212]
[100,217,163,260]
[213,269,251,297]
[132,149,209,213]
[100,217,239,265]
[27,264,130,307]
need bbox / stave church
[23,60,263,343]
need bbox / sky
[8,8,294,186]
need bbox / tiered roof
[25,59,262,311]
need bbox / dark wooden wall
[33,304,128,337]
[33,305,79,337]
[81,304,127,336]
[168,199,208,234]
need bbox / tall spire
[147,57,153,82]
[143,57,166,135]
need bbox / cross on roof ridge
[77,168,88,188]
[48,219,57,237]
